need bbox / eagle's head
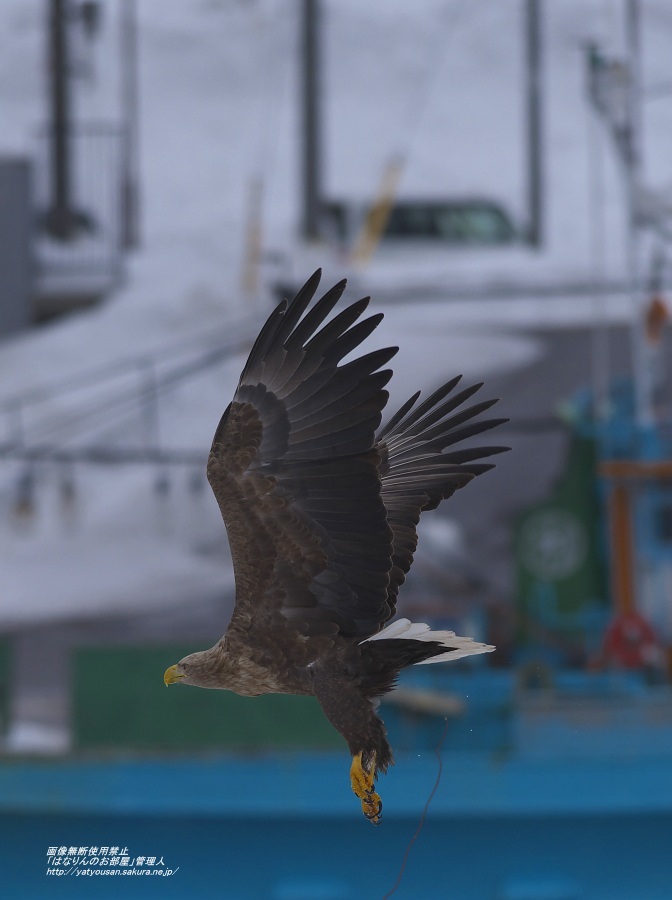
[163,639,283,696]
[163,646,227,689]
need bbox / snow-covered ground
[1,0,671,628]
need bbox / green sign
[515,436,609,660]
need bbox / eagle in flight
[164,271,508,824]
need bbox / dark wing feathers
[283,279,347,352]
[208,271,396,640]
[375,390,422,442]
[207,270,509,651]
[380,376,464,439]
[377,380,509,618]
[239,300,288,385]
[289,369,392,425]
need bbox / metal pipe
[525,0,544,247]
[608,482,636,614]
[625,0,653,427]
[120,0,141,249]
[301,0,321,241]
[47,0,74,239]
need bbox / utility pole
[301,0,321,241]
[46,0,75,240]
[525,0,543,248]
[585,1,652,428]
[585,43,611,421]
[120,0,141,249]
[625,0,653,427]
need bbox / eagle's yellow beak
[164,664,185,686]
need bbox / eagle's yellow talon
[350,751,383,825]
[362,792,383,825]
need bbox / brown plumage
[164,270,509,824]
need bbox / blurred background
[1,0,672,897]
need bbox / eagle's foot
[350,751,382,826]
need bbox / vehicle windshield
[384,202,516,244]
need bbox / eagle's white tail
[363,617,494,664]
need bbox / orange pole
[599,459,672,480]
[609,482,636,614]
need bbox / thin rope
[381,716,450,900]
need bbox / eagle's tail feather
[363,617,494,664]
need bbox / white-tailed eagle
[164,271,508,824]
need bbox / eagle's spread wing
[376,378,509,619]
[207,271,397,645]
